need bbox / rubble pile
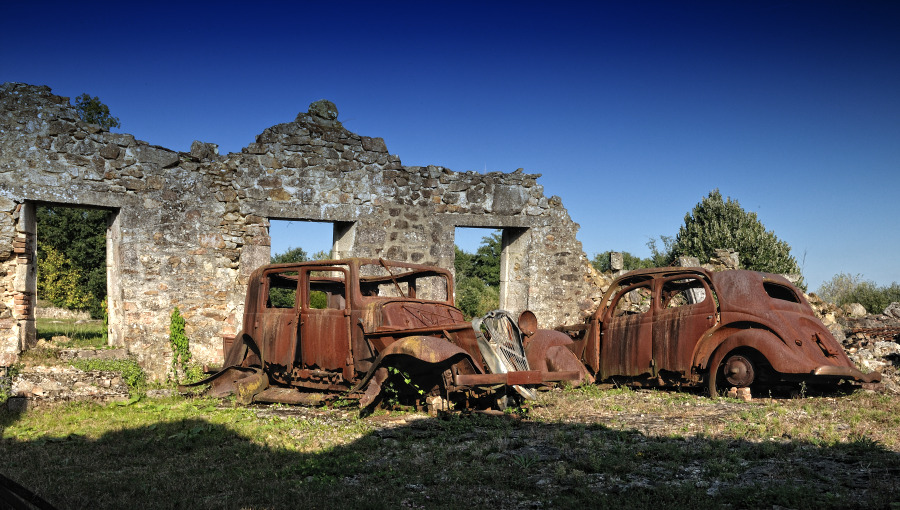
[807,295,900,393]
[4,343,133,411]
[9,365,130,410]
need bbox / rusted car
[561,268,881,395]
[193,258,587,409]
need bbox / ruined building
[0,83,599,377]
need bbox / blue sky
[3,1,898,292]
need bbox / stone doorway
[18,203,123,351]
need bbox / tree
[74,93,121,130]
[471,232,502,287]
[668,189,803,281]
[36,206,108,318]
[453,232,503,319]
[271,246,309,264]
[455,275,499,320]
[36,242,92,311]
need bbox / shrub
[818,273,900,313]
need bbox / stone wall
[0,83,600,377]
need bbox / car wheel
[708,349,758,397]
[722,353,756,387]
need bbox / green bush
[817,273,900,313]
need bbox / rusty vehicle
[192,258,587,409]
[561,268,881,395]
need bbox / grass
[1,388,899,509]
[35,317,107,349]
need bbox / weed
[511,452,539,470]
[70,359,147,394]
[168,307,192,382]
[0,363,22,404]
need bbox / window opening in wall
[269,219,340,263]
[34,204,114,349]
[453,227,501,320]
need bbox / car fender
[525,329,592,383]
[351,335,476,393]
[693,324,783,372]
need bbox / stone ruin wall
[0,83,602,378]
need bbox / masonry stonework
[0,83,601,377]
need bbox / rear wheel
[708,349,759,397]
[722,354,756,387]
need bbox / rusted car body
[196,258,586,408]
[562,268,880,395]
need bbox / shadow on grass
[0,405,898,510]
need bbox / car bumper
[813,365,882,383]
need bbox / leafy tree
[454,246,474,278]
[36,242,92,310]
[646,235,675,268]
[36,206,108,318]
[455,276,499,320]
[269,247,330,308]
[271,246,330,264]
[271,246,309,264]
[74,93,120,130]
[453,232,502,319]
[471,232,502,287]
[667,189,803,281]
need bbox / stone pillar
[14,202,36,351]
[610,252,624,271]
[332,221,356,259]
[500,227,530,316]
[106,210,124,347]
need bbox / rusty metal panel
[256,309,297,377]
[300,309,350,372]
[600,284,654,378]
[653,276,716,373]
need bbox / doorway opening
[25,203,122,350]
[453,226,530,319]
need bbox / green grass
[1,389,898,509]
[35,317,107,349]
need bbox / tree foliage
[271,246,310,264]
[668,189,802,279]
[816,273,900,313]
[455,276,499,320]
[454,232,502,319]
[271,246,331,264]
[36,206,108,318]
[471,232,502,287]
[74,93,121,130]
[36,242,92,310]
[269,247,330,308]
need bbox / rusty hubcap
[723,355,755,387]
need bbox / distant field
[35,317,106,349]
